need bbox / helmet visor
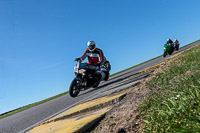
[88,45,95,51]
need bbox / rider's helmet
[174,39,177,42]
[87,40,96,52]
[167,38,173,44]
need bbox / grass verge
[140,44,200,132]
[0,91,68,120]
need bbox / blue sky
[0,0,200,114]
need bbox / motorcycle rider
[174,39,180,48]
[75,40,106,81]
[165,38,173,46]
[164,38,174,50]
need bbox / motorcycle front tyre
[69,78,81,97]
[163,52,167,57]
[176,46,179,51]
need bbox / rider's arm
[97,48,104,65]
[80,48,88,61]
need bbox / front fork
[76,75,87,89]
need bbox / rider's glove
[75,58,81,61]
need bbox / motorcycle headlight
[79,69,86,74]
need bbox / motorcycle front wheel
[69,78,81,97]
[163,52,167,57]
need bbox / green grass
[140,44,200,132]
[0,91,68,120]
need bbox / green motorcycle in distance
[163,44,174,57]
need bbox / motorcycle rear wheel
[92,77,100,88]
[176,46,179,51]
[104,60,111,71]
[69,78,81,97]
[104,72,110,81]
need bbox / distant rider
[174,39,180,47]
[75,40,106,81]
[165,38,173,46]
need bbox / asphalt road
[0,40,199,133]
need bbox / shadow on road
[78,72,138,96]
